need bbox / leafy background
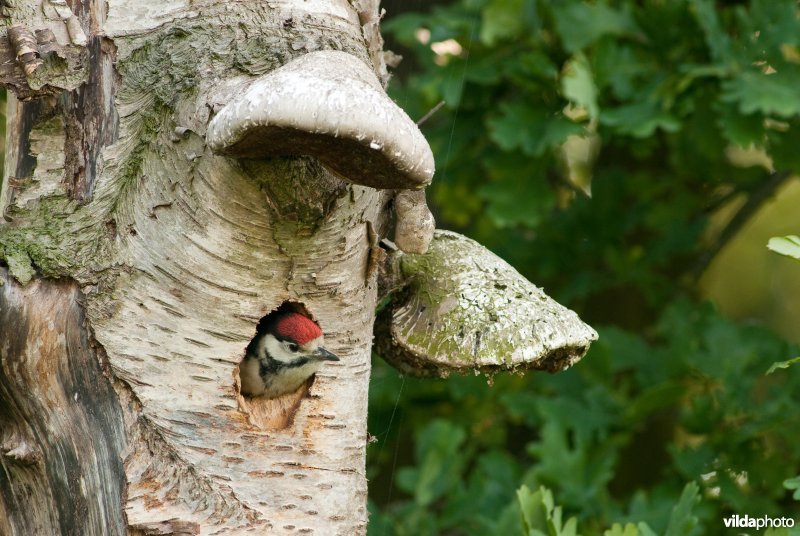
[367,1,800,534]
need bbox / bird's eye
[287,342,299,352]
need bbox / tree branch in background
[692,170,792,280]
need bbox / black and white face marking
[259,333,324,365]
[240,331,340,398]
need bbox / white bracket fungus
[206,50,435,190]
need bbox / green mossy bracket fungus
[375,230,598,377]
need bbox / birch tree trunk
[0,1,395,534]
[0,1,596,534]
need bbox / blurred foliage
[699,180,800,344]
[367,0,800,534]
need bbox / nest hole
[236,301,320,431]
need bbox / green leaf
[601,101,681,138]
[501,391,541,426]
[552,3,638,53]
[604,524,638,536]
[479,153,555,228]
[637,524,659,536]
[767,235,800,260]
[394,466,419,495]
[715,101,765,147]
[604,523,658,536]
[517,485,548,535]
[464,53,503,85]
[592,40,640,100]
[411,420,467,506]
[526,420,617,512]
[366,499,394,536]
[767,356,800,374]
[478,178,554,229]
[439,62,468,108]
[517,485,580,536]
[672,443,716,478]
[722,69,800,118]
[744,0,800,63]
[462,451,521,518]
[785,476,800,500]
[489,102,584,156]
[664,482,700,536]
[507,50,559,82]
[562,53,599,120]
[481,0,526,45]
[689,0,733,65]
[627,382,685,424]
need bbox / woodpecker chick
[240,312,339,398]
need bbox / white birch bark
[1,1,390,534]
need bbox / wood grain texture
[0,268,127,535]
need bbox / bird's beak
[313,347,340,362]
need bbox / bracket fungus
[375,231,598,377]
[207,50,434,190]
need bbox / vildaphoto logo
[723,514,795,529]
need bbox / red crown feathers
[273,313,322,345]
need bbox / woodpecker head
[257,312,339,365]
[240,311,339,398]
